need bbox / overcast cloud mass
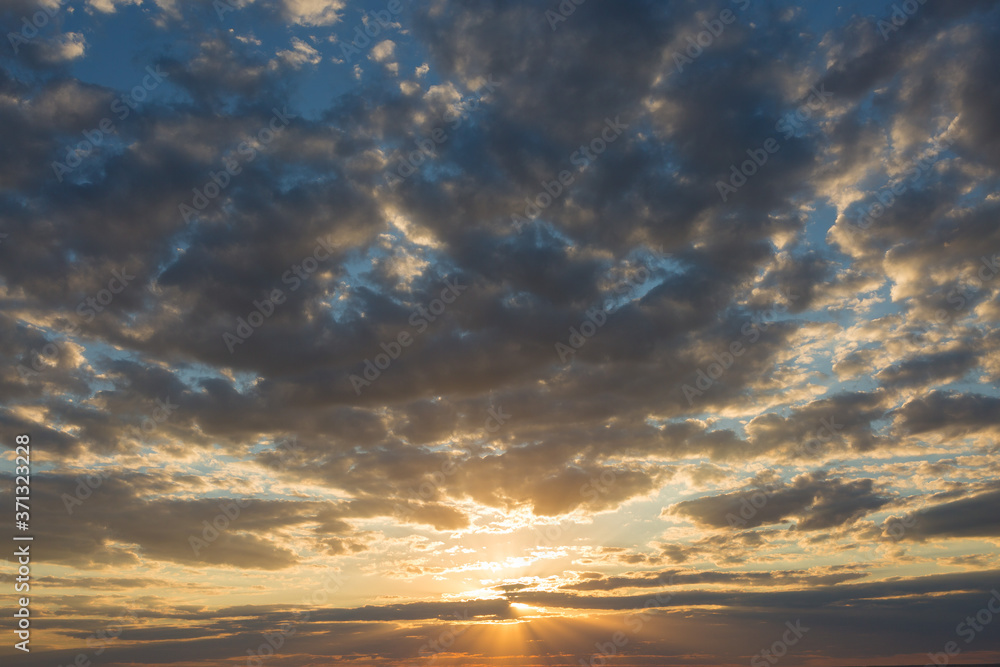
[2,0,1000,665]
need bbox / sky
[1,0,1000,666]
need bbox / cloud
[893,391,1000,437]
[560,565,870,591]
[888,488,1000,541]
[87,0,140,13]
[276,0,346,26]
[276,36,322,69]
[2,1,1000,664]
[0,472,390,569]
[667,471,892,531]
[30,31,88,63]
[370,39,395,62]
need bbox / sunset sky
[2,0,1000,665]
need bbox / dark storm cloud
[511,568,1000,611]
[821,5,1000,318]
[16,570,999,667]
[657,530,780,566]
[159,35,291,111]
[2,2,1000,664]
[667,471,892,531]
[893,391,1000,437]
[889,488,1000,541]
[6,595,514,667]
[744,391,890,456]
[0,0,996,538]
[561,565,870,591]
[818,1,1000,103]
[0,472,393,569]
[876,349,979,389]
[29,575,217,590]
[0,0,823,474]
